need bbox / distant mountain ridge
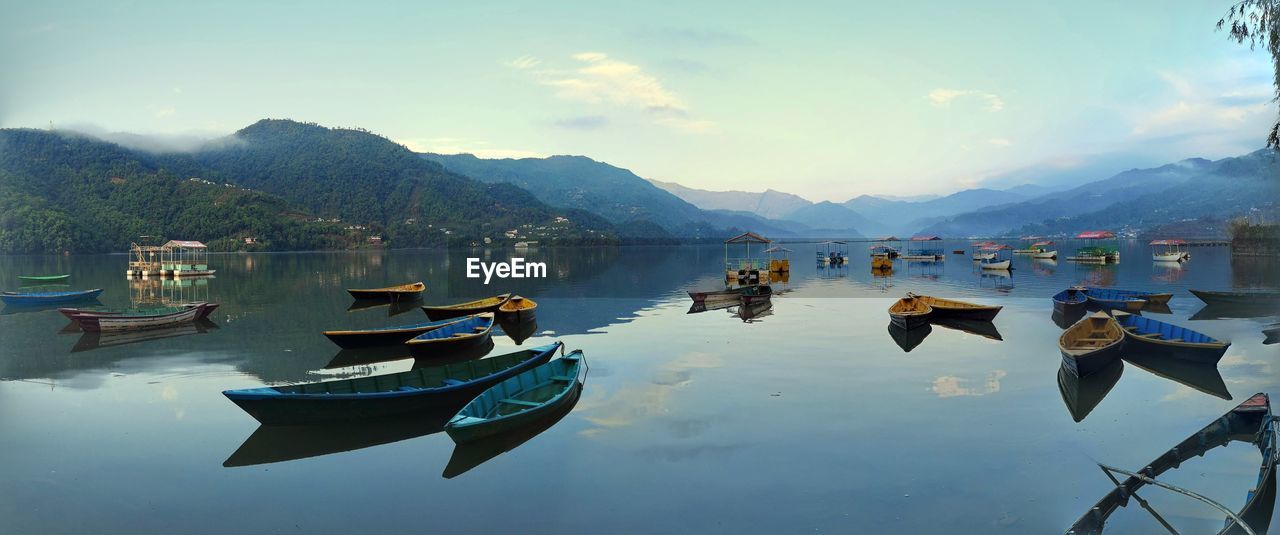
[645,179,813,220]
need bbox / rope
[1098,464,1256,535]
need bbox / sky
[1,0,1275,201]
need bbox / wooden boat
[1059,311,1125,378]
[0,288,103,306]
[904,293,1001,321]
[18,274,69,282]
[979,259,1011,270]
[442,383,582,479]
[346,282,425,301]
[1111,311,1230,363]
[59,302,218,321]
[1083,288,1147,312]
[1053,307,1088,330]
[1029,241,1057,259]
[445,349,584,443]
[1065,393,1278,535]
[223,341,561,425]
[422,293,512,320]
[405,313,494,357]
[75,303,205,332]
[1086,286,1172,305]
[871,256,893,270]
[888,295,933,330]
[497,295,537,319]
[1057,359,1123,423]
[1190,289,1280,307]
[1052,287,1088,315]
[323,317,468,349]
[739,285,772,306]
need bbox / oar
[1097,465,1179,535]
[1099,463,1256,535]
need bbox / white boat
[980,259,1011,270]
[75,303,205,332]
[1032,250,1058,259]
[1152,252,1184,262]
[972,252,996,261]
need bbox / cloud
[398,137,542,159]
[155,107,176,118]
[631,27,755,47]
[553,115,609,130]
[512,52,713,133]
[505,55,541,70]
[988,138,1011,147]
[928,88,1004,112]
[931,370,1007,398]
[1128,69,1274,155]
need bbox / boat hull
[1,288,104,305]
[445,352,584,443]
[979,260,1011,270]
[1190,289,1280,307]
[323,319,462,349]
[18,274,70,282]
[346,282,425,301]
[1060,342,1123,378]
[77,304,203,332]
[1152,252,1184,262]
[889,311,931,330]
[1031,250,1057,259]
[1086,296,1146,312]
[422,295,512,321]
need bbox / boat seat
[1078,337,1113,342]
[549,375,575,382]
[499,398,541,407]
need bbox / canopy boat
[346,282,425,301]
[871,237,901,258]
[739,285,773,306]
[1014,236,1045,254]
[871,255,894,270]
[445,349,585,443]
[1030,241,1057,259]
[0,288,103,306]
[903,235,944,261]
[1086,287,1172,306]
[59,302,218,321]
[1083,288,1147,312]
[323,317,468,349]
[1189,289,1280,308]
[1059,311,1125,378]
[724,231,772,283]
[978,244,1013,270]
[18,274,70,282]
[816,241,848,265]
[1112,311,1230,363]
[1069,230,1120,264]
[422,293,512,321]
[1150,239,1188,262]
[405,313,494,357]
[75,303,206,332]
[223,342,562,425]
[1057,359,1123,423]
[1064,393,1278,535]
[1053,287,1089,315]
[904,293,1001,321]
[497,295,537,320]
[971,241,996,261]
[764,246,792,273]
[888,296,934,330]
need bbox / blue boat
[1112,311,1230,363]
[322,316,469,348]
[1052,287,1088,314]
[223,341,562,425]
[0,288,104,306]
[445,349,585,443]
[1083,288,1149,312]
[405,313,494,357]
[1086,287,1172,308]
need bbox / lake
[1,240,1278,534]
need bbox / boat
[1083,288,1147,312]
[1189,289,1280,308]
[18,274,69,282]
[764,246,791,273]
[323,317,468,349]
[58,302,217,321]
[74,303,206,332]
[222,341,562,425]
[1086,286,1172,305]
[1064,393,1278,535]
[688,286,751,303]
[422,293,512,321]
[1150,239,1188,262]
[888,295,934,330]
[739,285,773,306]
[903,235,944,261]
[1052,287,1089,315]
[1057,359,1123,423]
[816,241,848,265]
[977,244,1013,270]
[445,349,585,443]
[1053,306,1089,330]
[496,295,537,320]
[1059,311,1125,378]
[904,293,1002,321]
[0,288,104,306]
[442,383,582,479]
[871,255,894,270]
[1013,236,1044,254]
[1111,311,1230,363]
[970,241,996,261]
[405,313,495,357]
[1030,241,1057,259]
[346,282,425,301]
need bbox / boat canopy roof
[1076,231,1115,239]
[762,246,792,253]
[1032,240,1054,247]
[869,244,898,251]
[724,231,771,244]
[1020,235,1042,240]
[163,240,207,249]
[980,244,1013,251]
[1149,239,1186,246]
[910,235,942,241]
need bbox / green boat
[445,350,585,443]
[18,274,70,282]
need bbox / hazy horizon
[3,1,1275,201]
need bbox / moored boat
[904,293,1002,321]
[1064,393,1278,534]
[1086,287,1172,305]
[76,303,205,332]
[223,342,562,425]
[1083,288,1148,312]
[738,285,773,306]
[977,244,1013,270]
[1052,287,1088,315]
[1189,289,1280,307]
[497,295,537,320]
[1030,241,1057,259]
[18,274,70,282]
[405,313,495,357]
[889,295,933,330]
[1059,311,1125,378]
[422,294,512,321]
[445,349,585,443]
[1150,239,1188,262]
[347,282,426,301]
[323,317,468,349]
[59,302,218,321]
[1111,311,1230,363]
[688,286,751,303]
[1,288,104,306]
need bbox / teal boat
[445,349,585,443]
[18,274,70,282]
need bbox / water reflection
[496,316,538,345]
[72,318,220,353]
[224,406,456,467]
[1123,352,1232,400]
[346,297,424,317]
[888,317,1002,352]
[1057,359,1123,422]
[442,383,583,479]
[732,301,773,322]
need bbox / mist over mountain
[645,179,813,220]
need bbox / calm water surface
[2,241,1278,534]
